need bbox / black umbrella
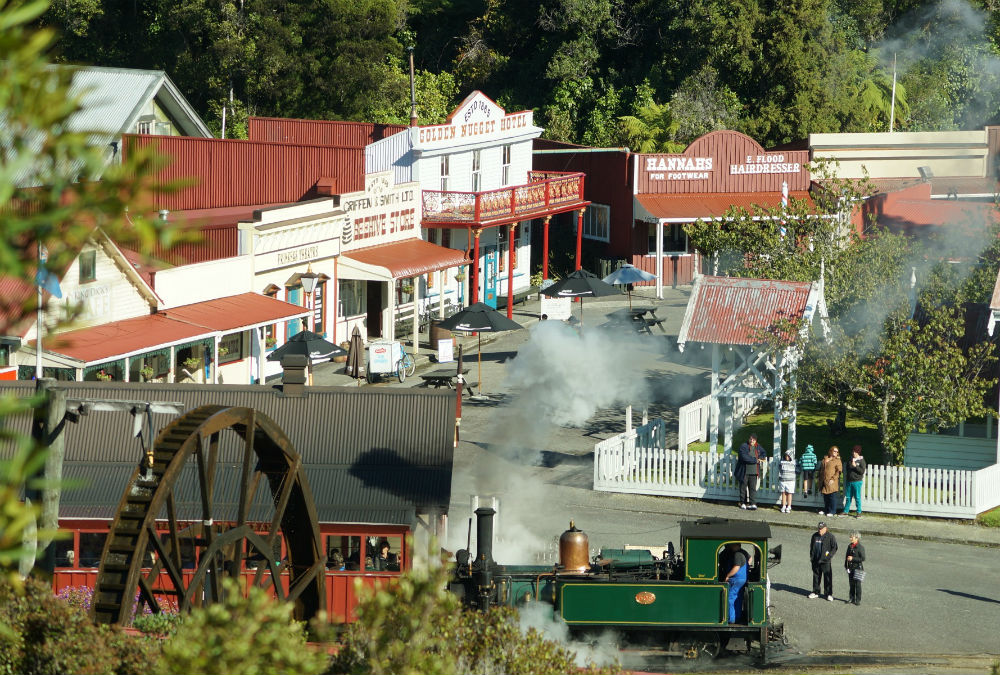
[345,326,364,385]
[541,269,622,326]
[437,302,522,395]
[266,330,347,362]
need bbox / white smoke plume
[517,601,621,668]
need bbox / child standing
[779,451,797,512]
[799,444,818,498]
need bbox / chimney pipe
[408,46,418,127]
[280,353,308,397]
[474,506,495,564]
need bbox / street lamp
[300,265,319,332]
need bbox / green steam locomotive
[451,508,785,663]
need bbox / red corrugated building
[533,131,812,292]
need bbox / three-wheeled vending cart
[366,340,412,383]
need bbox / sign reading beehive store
[638,130,810,194]
[340,171,418,250]
[411,91,543,151]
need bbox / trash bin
[429,319,453,345]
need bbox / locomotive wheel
[681,633,721,659]
[91,405,326,626]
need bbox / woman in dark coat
[844,530,866,606]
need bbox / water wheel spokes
[92,405,325,625]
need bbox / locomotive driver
[722,542,749,624]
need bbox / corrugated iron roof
[677,275,817,347]
[636,191,812,221]
[35,293,309,364]
[163,293,311,332]
[249,117,407,147]
[343,239,469,280]
[0,380,456,526]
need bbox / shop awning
[339,238,469,282]
[33,293,309,365]
[636,191,812,222]
[163,292,310,332]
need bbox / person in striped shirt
[779,451,797,512]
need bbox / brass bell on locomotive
[558,520,590,573]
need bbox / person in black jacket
[736,434,764,510]
[844,531,866,605]
[808,521,838,601]
[842,445,867,517]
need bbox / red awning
[37,293,309,364]
[163,292,310,332]
[636,191,812,221]
[341,238,469,280]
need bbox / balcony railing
[422,171,586,224]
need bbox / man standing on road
[809,521,838,601]
[737,434,763,509]
[842,445,867,517]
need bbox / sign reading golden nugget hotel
[412,91,542,151]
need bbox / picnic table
[419,368,478,396]
[606,307,668,335]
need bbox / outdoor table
[419,368,477,396]
[606,307,665,335]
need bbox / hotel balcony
[421,171,587,227]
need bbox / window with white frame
[502,144,511,186]
[440,155,450,191]
[582,204,611,242]
[471,149,482,192]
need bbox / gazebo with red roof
[677,275,829,456]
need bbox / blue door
[287,287,302,337]
[484,247,498,309]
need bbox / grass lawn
[686,403,885,460]
[978,505,1000,528]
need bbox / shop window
[498,226,518,272]
[440,155,450,192]
[0,344,10,367]
[502,144,512,186]
[55,536,76,568]
[471,149,482,192]
[218,332,244,364]
[339,279,367,317]
[79,532,107,567]
[647,222,687,254]
[582,204,610,242]
[396,278,414,305]
[441,228,451,248]
[79,250,96,283]
[263,285,279,346]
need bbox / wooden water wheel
[91,405,325,625]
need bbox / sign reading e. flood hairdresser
[638,130,810,194]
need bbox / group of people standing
[734,437,868,517]
[809,522,866,605]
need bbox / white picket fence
[594,420,1000,519]
[677,394,758,451]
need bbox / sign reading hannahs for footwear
[638,130,810,194]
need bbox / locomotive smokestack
[474,506,495,564]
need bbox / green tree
[161,579,328,675]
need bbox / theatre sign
[638,130,810,193]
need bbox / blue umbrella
[603,264,656,310]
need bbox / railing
[594,420,1000,519]
[422,172,585,224]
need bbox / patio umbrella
[541,269,622,326]
[603,263,656,310]
[437,302,522,396]
[266,330,347,363]
[345,326,364,385]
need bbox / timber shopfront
[635,131,811,295]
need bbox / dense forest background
[38,0,1000,147]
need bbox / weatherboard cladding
[683,276,813,346]
[125,135,366,211]
[249,117,407,147]
[0,381,454,525]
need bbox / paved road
[314,288,1000,661]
